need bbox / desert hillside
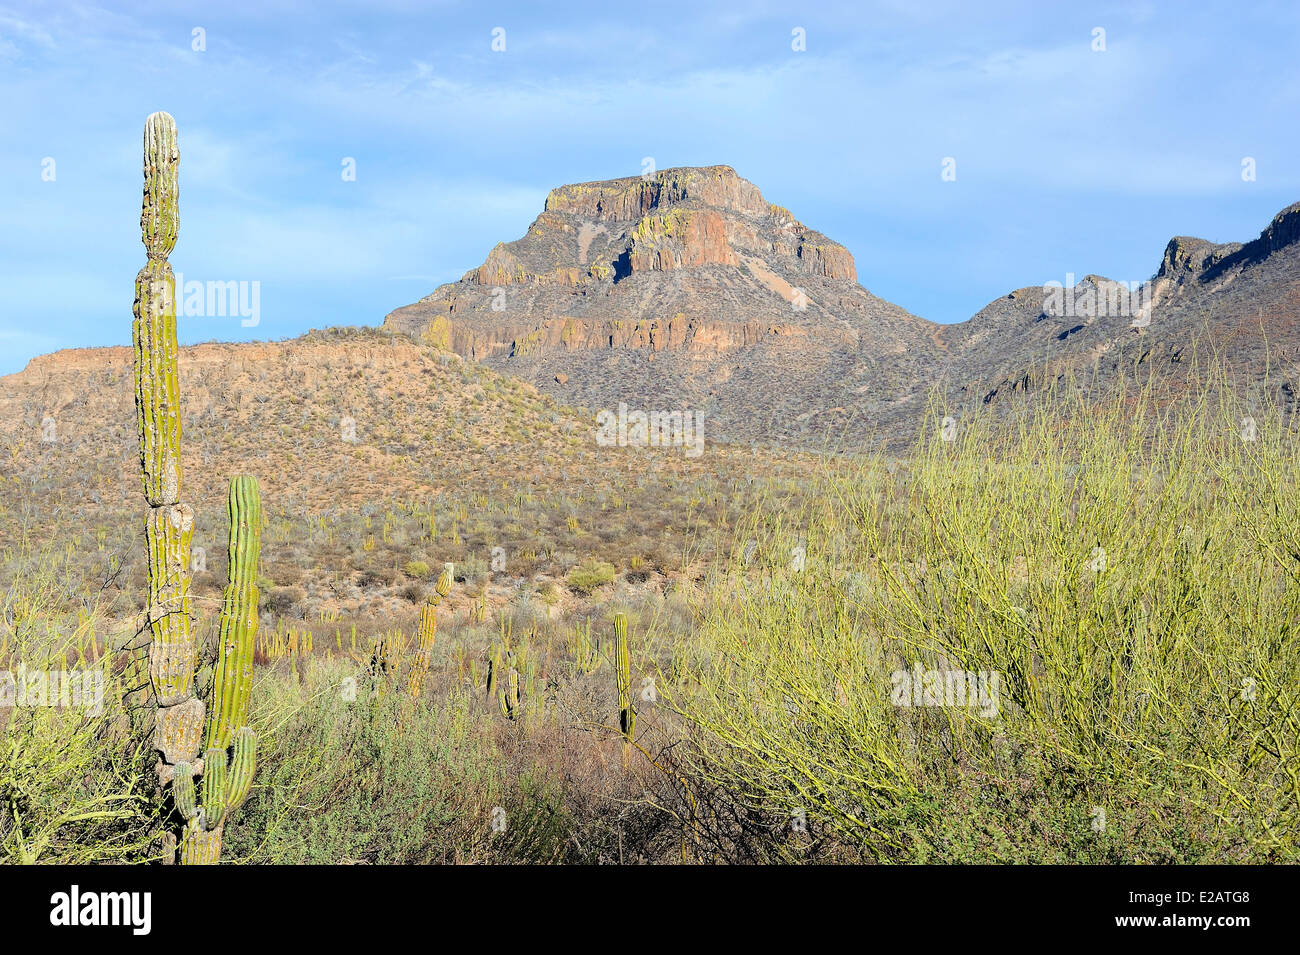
[0,325,803,650]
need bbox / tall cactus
[499,649,520,720]
[614,612,634,743]
[408,563,452,697]
[133,112,262,864]
[134,110,203,790]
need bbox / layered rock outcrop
[384,165,869,357]
[387,169,1300,446]
[382,165,933,443]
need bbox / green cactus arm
[416,595,439,654]
[206,475,262,751]
[224,727,257,810]
[614,613,635,740]
[201,747,227,829]
[506,663,520,720]
[172,762,198,820]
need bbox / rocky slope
[387,166,1300,444]
[0,329,609,515]
[942,201,1300,411]
[384,166,943,446]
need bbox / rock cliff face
[385,166,866,354]
[384,165,938,444]
[934,200,1300,414]
[384,167,1300,445]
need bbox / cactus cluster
[258,624,313,661]
[574,619,601,675]
[488,619,539,720]
[132,112,263,865]
[172,727,257,863]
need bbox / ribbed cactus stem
[141,112,180,258]
[135,111,182,504]
[614,613,634,741]
[416,597,439,653]
[206,476,262,751]
[134,111,197,719]
[179,819,222,865]
[201,747,227,829]
[408,565,451,698]
[172,762,198,820]
[501,650,520,720]
[224,727,257,810]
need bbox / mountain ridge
[8,167,1300,449]
[384,165,1300,443]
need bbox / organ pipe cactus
[614,613,634,742]
[134,109,202,803]
[172,728,258,862]
[132,112,262,864]
[135,112,197,731]
[486,646,499,699]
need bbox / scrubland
[2,370,1297,863]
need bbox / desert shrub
[457,554,489,586]
[263,586,304,616]
[404,560,430,579]
[567,558,617,595]
[223,657,667,863]
[0,553,158,863]
[673,380,1300,863]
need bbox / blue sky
[1,0,1297,375]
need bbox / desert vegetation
[3,367,1297,863]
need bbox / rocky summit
[383,165,944,446]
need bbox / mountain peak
[385,165,858,319]
[382,165,914,442]
[542,165,769,221]
[1157,200,1300,286]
